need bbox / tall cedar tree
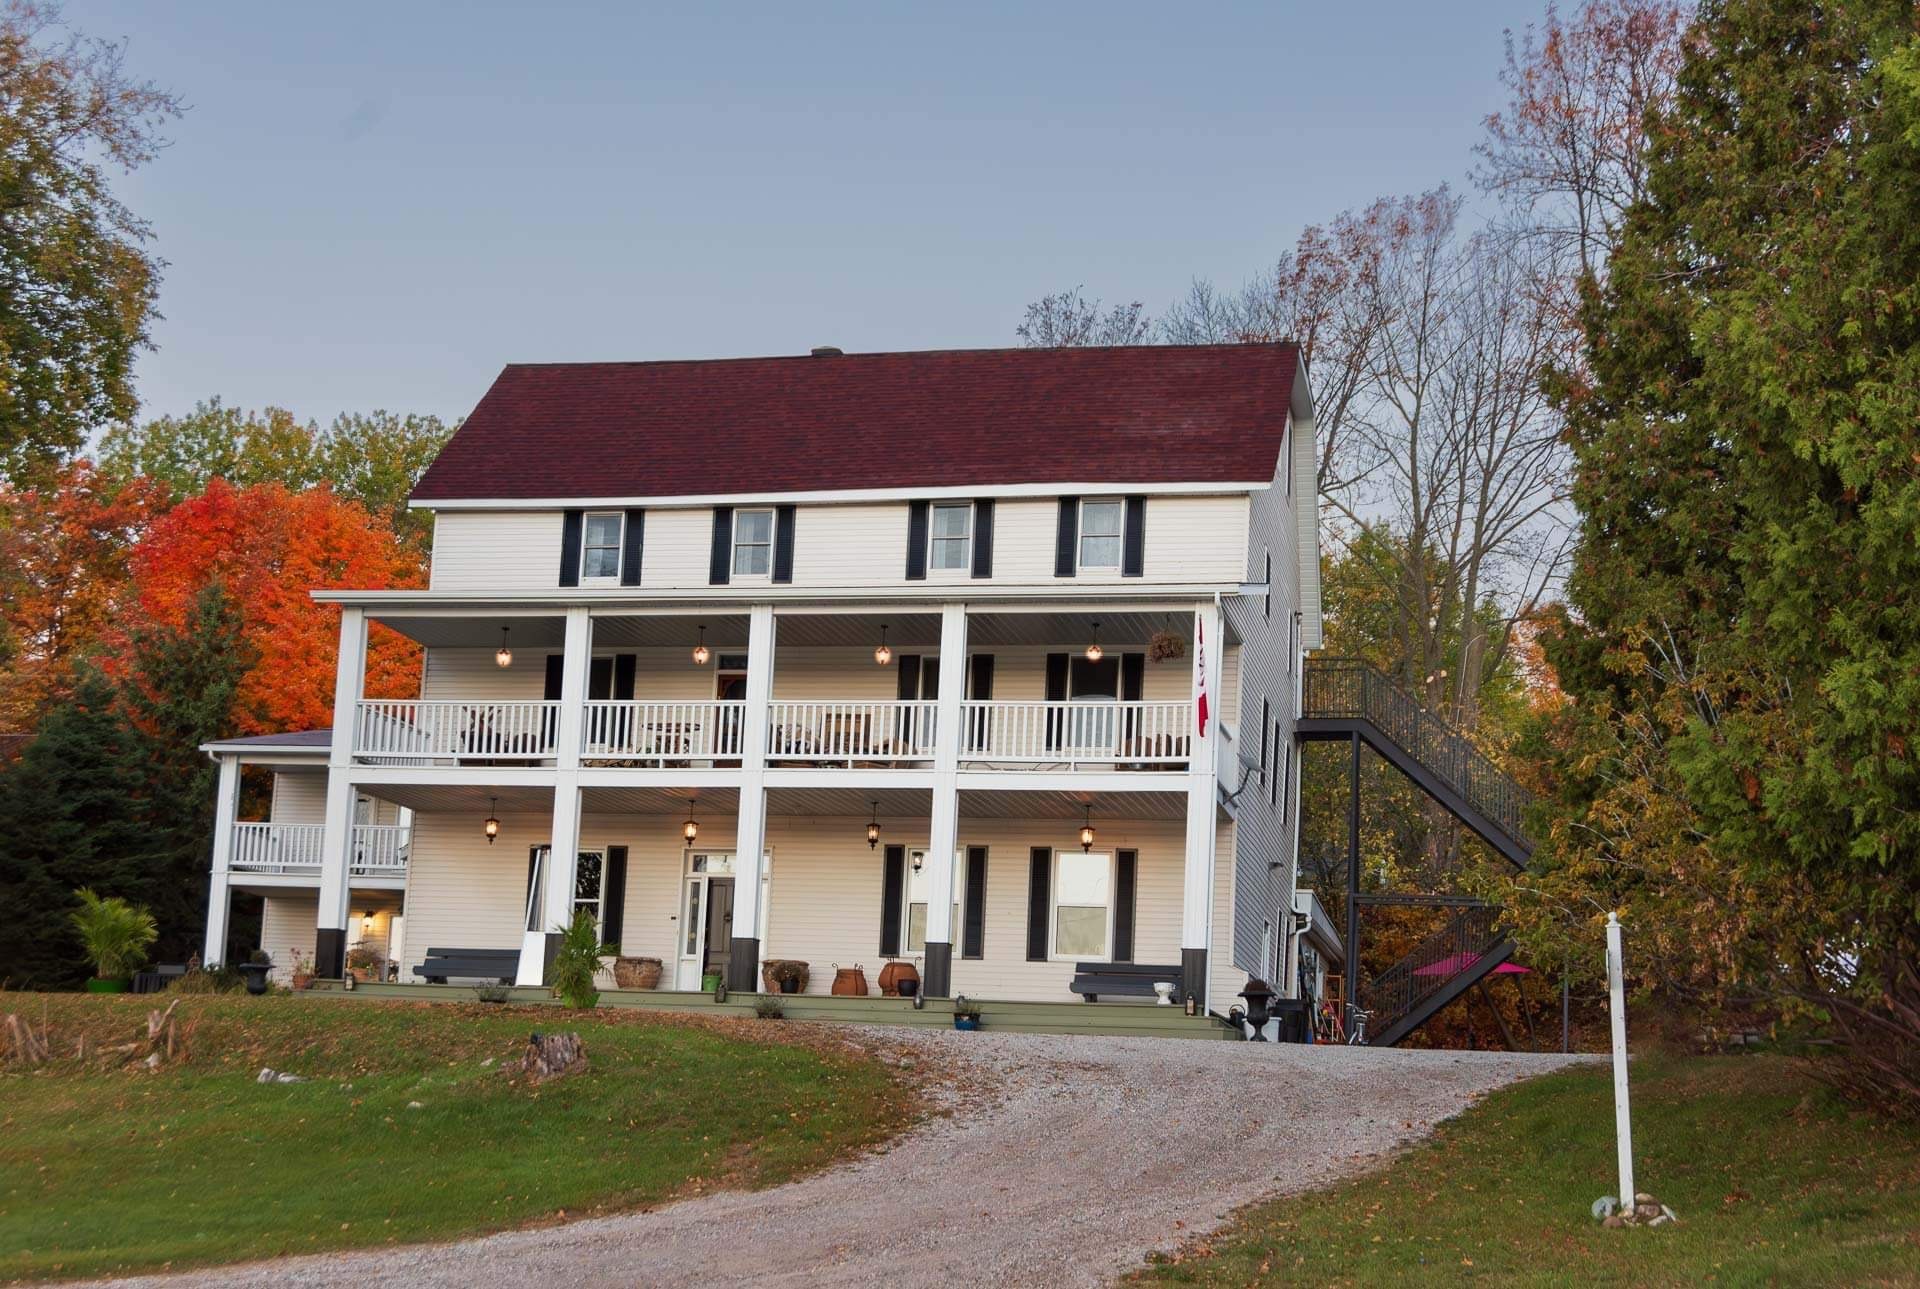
[0,668,148,987]
[1519,0,1920,1111]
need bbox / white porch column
[726,604,775,991]
[921,603,967,997]
[522,606,591,986]
[1180,599,1222,1011]
[202,753,240,966]
[316,606,368,978]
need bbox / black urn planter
[236,962,272,996]
[897,978,918,999]
[779,977,801,994]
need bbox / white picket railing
[353,699,559,762]
[766,700,938,764]
[229,822,411,876]
[351,824,411,874]
[957,700,1192,767]
[581,700,745,764]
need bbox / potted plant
[952,996,982,1032]
[70,888,157,994]
[344,946,378,983]
[761,959,809,994]
[549,909,608,1009]
[289,949,315,991]
[236,949,272,996]
[612,955,663,989]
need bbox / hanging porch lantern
[683,806,699,844]
[483,796,500,844]
[1085,620,1103,663]
[692,624,710,666]
[495,627,513,668]
[874,624,892,667]
[866,800,882,849]
[1080,802,1096,852]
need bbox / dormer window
[1078,499,1124,570]
[732,508,774,577]
[580,512,624,581]
[929,503,972,571]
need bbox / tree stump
[504,1031,586,1084]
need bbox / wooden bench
[413,947,519,984]
[1069,961,1183,1002]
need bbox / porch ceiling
[965,609,1191,648]
[365,783,555,813]
[765,787,931,817]
[372,614,567,648]
[582,785,739,814]
[959,788,1187,820]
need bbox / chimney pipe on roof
[810,345,843,357]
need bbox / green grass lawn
[0,992,917,1281]
[1139,1051,1920,1287]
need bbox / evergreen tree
[1515,0,1920,1110]
[0,669,149,987]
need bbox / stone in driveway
[88,1030,1592,1288]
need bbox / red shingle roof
[410,344,1299,503]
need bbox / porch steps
[303,981,1235,1039]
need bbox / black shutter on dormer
[708,507,733,585]
[1122,495,1146,577]
[1054,497,1079,577]
[963,846,988,959]
[602,846,628,952]
[772,505,796,583]
[905,501,929,579]
[971,499,994,578]
[619,509,645,586]
[880,844,906,956]
[559,510,583,587]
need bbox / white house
[200,343,1322,1013]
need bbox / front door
[704,877,735,982]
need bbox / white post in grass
[1606,911,1635,1207]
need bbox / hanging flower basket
[1147,631,1186,663]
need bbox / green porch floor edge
[301,981,1238,1039]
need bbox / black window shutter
[921,657,940,702]
[895,654,921,699]
[708,507,733,585]
[1122,495,1146,577]
[1044,652,1069,751]
[963,845,988,959]
[588,657,614,701]
[558,510,583,587]
[1054,497,1079,577]
[525,846,542,932]
[602,846,628,952]
[1120,652,1145,702]
[772,504,796,583]
[971,499,994,578]
[905,501,929,580]
[966,654,994,753]
[543,654,565,700]
[613,654,637,701]
[1113,849,1138,962]
[880,844,906,956]
[1026,847,1051,961]
[620,509,645,586]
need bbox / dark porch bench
[1070,961,1183,1002]
[413,947,519,984]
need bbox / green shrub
[69,888,157,980]
[549,909,607,1009]
[754,994,784,1020]
[167,966,242,994]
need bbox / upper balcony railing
[766,699,938,766]
[582,700,745,766]
[958,700,1190,769]
[229,822,410,877]
[354,699,559,763]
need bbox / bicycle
[1345,1003,1373,1045]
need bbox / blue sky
[82,1,1544,425]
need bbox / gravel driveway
[93,1031,1589,1288]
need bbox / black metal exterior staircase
[1299,658,1535,1045]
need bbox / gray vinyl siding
[1222,426,1302,984]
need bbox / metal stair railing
[1360,902,1506,1042]
[1302,658,1534,854]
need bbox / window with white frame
[581,512,624,581]
[1078,499,1123,569]
[1052,849,1113,959]
[928,502,972,571]
[732,509,774,577]
[904,848,965,951]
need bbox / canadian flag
[1193,614,1211,737]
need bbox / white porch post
[726,605,775,991]
[921,602,967,997]
[317,607,367,978]
[522,606,591,986]
[1180,600,1222,1011]
[202,753,240,966]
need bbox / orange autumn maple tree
[129,480,424,736]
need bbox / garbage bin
[1270,998,1309,1043]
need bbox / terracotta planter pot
[878,961,920,997]
[831,966,869,997]
[291,972,315,991]
[613,956,663,990]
